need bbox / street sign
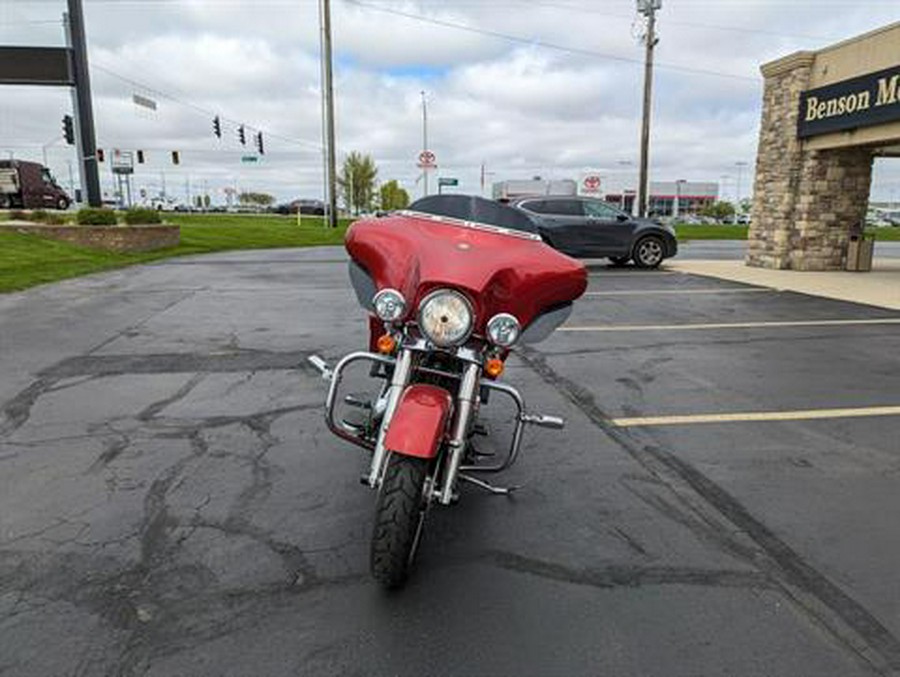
[241,155,259,163]
[0,46,73,86]
[581,174,602,194]
[111,149,134,175]
[438,177,458,187]
[132,94,158,111]
[417,149,437,169]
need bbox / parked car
[274,199,326,216]
[510,195,678,268]
[0,160,71,210]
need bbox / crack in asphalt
[539,328,900,358]
[517,344,900,676]
[0,376,61,438]
[482,550,771,591]
[0,349,321,443]
[42,349,319,379]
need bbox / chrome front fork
[438,361,482,505]
[366,348,414,488]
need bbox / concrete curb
[666,259,900,311]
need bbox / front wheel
[370,453,430,588]
[633,235,665,269]
[56,197,69,211]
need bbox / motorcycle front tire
[370,453,429,589]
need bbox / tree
[700,200,736,222]
[338,151,378,215]
[239,192,275,207]
[379,180,410,211]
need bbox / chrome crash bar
[460,379,564,474]
[310,351,396,452]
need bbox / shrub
[8,209,28,221]
[29,209,49,222]
[123,208,162,225]
[44,213,67,225]
[76,208,118,226]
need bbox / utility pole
[65,0,101,207]
[421,90,429,197]
[636,0,660,218]
[320,0,338,228]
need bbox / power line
[344,0,759,82]
[90,62,324,151]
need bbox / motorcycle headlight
[372,288,406,322]
[418,289,474,347]
[487,313,521,347]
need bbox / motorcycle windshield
[345,204,587,334]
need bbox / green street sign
[438,177,458,186]
[241,155,259,163]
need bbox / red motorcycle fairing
[383,384,454,460]
[346,212,587,335]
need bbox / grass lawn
[2,211,898,294]
[675,224,900,241]
[0,213,351,293]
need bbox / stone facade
[0,223,180,253]
[748,53,874,271]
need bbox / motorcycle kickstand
[458,473,519,496]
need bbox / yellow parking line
[612,405,900,427]
[584,288,773,297]
[560,318,900,332]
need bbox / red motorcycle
[310,195,587,588]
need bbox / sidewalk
[667,259,900,311]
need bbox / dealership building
[492,178,718,217]
[749,22,900,270]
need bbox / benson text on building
[798,65,900,138]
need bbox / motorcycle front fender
[383,384,453,460]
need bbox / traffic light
[238,125,246,146]
[62,115,75,145]
[255,131,264,155]
[213,115,221,139]
[137,150,145,164]
[97,148,104,163]
[171,150,180,165]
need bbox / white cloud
[0,0,898,203]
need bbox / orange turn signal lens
[484,358,505,378]
[376,333,397,354]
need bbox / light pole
[735,161,748,210]
[719,174,731,203]
[421,90,429,197]
[617,159,635,213]
[674,179,686,220]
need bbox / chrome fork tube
[367,348,414,487]
[439,362,481,505]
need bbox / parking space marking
[561,318,900,332]
[584,288,774,297]
[612,405,900,427]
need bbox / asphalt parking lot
[1,247,900,676]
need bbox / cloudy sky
[1,0,899,205]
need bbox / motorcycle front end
[309,290,566,588]
[309,202,587,588]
